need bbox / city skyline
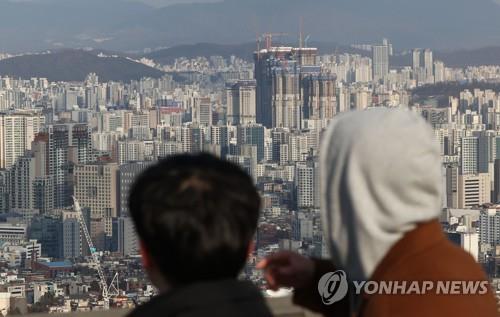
[0,10,499,313]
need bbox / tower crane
[260,33,288,50]
[73,196,119,310]
[304,35,311,48]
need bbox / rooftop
[37,261,73,268]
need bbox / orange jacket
[294,221,498,316]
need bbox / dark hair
[128,153,260,286]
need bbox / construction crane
[73,196,119,310]
[260,33,288,50]
[304,35,311,48]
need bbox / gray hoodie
[320,108,442,283]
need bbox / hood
[320,108,442,282]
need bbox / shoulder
[366,239,497,317]
[401,238,486,280]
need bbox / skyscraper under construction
[254,43,336,129]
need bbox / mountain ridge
[0,49,165,82]
[144,42,500,68]
[2,43,500,83]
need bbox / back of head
[129,153,260,286]
[321,108,441,281]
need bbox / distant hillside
[412,82,500,106]
[144,41,371,64]
[144,43,500,68]
[0,50,165,82]
[435,47,500,67]
[389,47,500,68]
[3,44,500,83]
[145,42,257,64]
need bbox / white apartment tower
[0,113,45,169]
[372,45,389,82]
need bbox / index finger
[256,251,293,270]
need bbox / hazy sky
[6,0,222,7]
[133,0,221,6]
[2,0,500,52]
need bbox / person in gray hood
[258,108,497,316]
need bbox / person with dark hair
[127,153,272,317]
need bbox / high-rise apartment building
[7,155,35,211]
[271,129,289,163]
[116,140,145,165]
[382,38,393,56]
[32,177,54,215]
[412,49,421,71]
[461,136,479,175]
[181,125,204,153]
[117,217,139,256]
[194,97,212,126]
[445,164,459,208]
[74,163,118,250]
[47,124,93,208]
[302,73,337,121]
[254,46,317,128]
[494,159,500,203]
[118,162,152,217]
[296,160,320,209]
[457,173,490,208]
[479,209,500,246]
[28,214,61,258]
[226,80,257,125]
[288,133,310,162]
[372,45,389,82]
[412,48,436,84]
[61,211,81,259]
[271,61,302,129]
[209,125,229,158]
[434,61,445,83]
[0,113,45,169]
[424,49,434,81]
[237,124,265,162]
